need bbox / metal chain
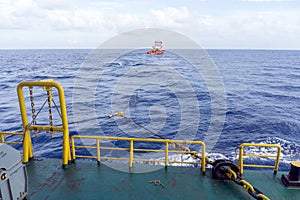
[224,167,270,200]
[47,89,54,137]
[29,87,38,136]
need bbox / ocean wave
[0,49,299,171]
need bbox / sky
[0,0,299,49]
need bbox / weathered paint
[27,158,299,200]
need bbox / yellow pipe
[274,146,281,173]
[0,135,4,143]
[129,140,134,167]
[72,135,206,171]
[201,143,206,173]
[127,148,160,152]
[135,159,164,163]
[168,160,202,165]
[22,130,30,163]
[72,135,205,145]
[71,137,75,160]
[243,154,278,158]
[28,125,64,132]
[74,145,99,149]
[17,81,71,167]
[0,132,23,136]
[76,155,96,159]
[29,134,33,158]
[96,139,100,164]
[68,145,72,164]
[239,143,281,174]
[17,84,32,163]
[100,157,129,161]
[243,164,276,168]
[5,142,22,145]
[132,159,202,165]
[0,132,24,145]
[239,146,244,174]
[241,143,281,148]
[165,142,169,167]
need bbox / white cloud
[36,0,75,10]
[0,1,299,49]
[150,7,191,28]
[192,10,300,48]
[46,9,106,30]
[114,14,143,29]
[146,6,299,48]
[0,0,143,31]
[0,0,44,29]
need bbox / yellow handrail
[71,135,207,173]
[238,143,281,174]
[0,131,23,145]
[17,80,71,167]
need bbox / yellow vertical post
[96,139,100,165]
[274,145,281,174]
[129,140,134,168]
[165,142,169,167]
[28,133,33,158]
[56,83,71,167]
[201,142,206,174]
[22,130,31,163]
[0,134,4,143]
[17,85,34,163]
[239,145,244,175]
[71,136,76,162]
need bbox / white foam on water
[138,136,299,170]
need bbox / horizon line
[0,47,299,51]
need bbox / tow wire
[28,99,270,200]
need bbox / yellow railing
[17,80,71,167]
[238,143,281,174]
[71,135,207,173]
[0,131,23,146]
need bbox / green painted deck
[27,158,299,200]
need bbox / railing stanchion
[96,139,100,165]
[129,140,134,168]
[238,143,281,175]
[165,142,169,167]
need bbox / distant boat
[147,41,164,55]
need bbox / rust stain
[114,186,121,191]
[68,178,85,192]
[169,177,176,187]
[51,176,64,192]
[33,171,61,193]
[114,179,128,192]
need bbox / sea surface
[0,49,299,170]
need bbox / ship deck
[27,158,299,200]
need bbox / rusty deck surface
[26,158,299,200]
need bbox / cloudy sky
[0,0,299,49]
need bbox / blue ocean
[0,49,299,170]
